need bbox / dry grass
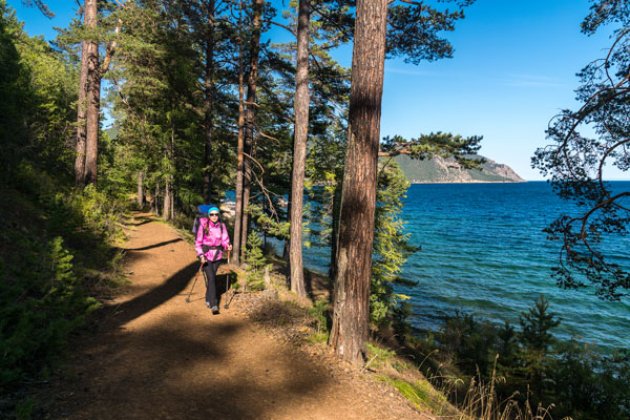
[449,357,561,420]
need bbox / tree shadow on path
[124,216,153,227]
[123,238,183,252]
[53,315,336,419]
[102,261,198,328]
[41,215,393,420]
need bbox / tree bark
[171,182,175,219]
[232,0,246,266]
[283,193,291,262]
[163,179,172,220]
[289,0,311,297]
[163,121,175,221]
[202,0,216,202]
[329,0,388,366]
[233,75,246,264]
[84,0,100,185]
[154,182,160,216]
[137,171,144,208]
[240,172,251,260]
[74,40,88,185]
[329,170,342,280]
[240,0,264,261]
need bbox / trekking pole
[185,262,204,303]
[224,250,233,309]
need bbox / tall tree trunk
[154,182,160,216]
[232,0,246,266]
[137,171,144,208]
[240,0,264,261]
[84,0,100,185]
[74,40,88,185]
[329,0,388,366]
[329,170,343,280]
[283,191,291,262]
[171,183,175,219]
[202,0,216,202]
[163,121,175,221]
[240,172,251,260]
[289,0,311,297]
[163,179,172,220]
[233,75,246,264]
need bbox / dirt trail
[45,214,432,419]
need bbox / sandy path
[46,214,431,419]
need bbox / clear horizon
[7,0,628,181]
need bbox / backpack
[192,204,225,237]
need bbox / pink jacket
[195,218,231,262]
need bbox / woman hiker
[195,206,232,314]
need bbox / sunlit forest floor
[33,213,432,419]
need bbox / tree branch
[100,18,122,76]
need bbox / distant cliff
[392,154,525,183]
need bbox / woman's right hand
[200,255,206,265]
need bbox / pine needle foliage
[0,168,122,391]
[532,0,630,300]
[405,295,630,419]
[0,3,124,394]
[244,231,267,291]
[371,160,418,326]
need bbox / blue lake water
[296,181,630,352]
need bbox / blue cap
[208,206,220,215]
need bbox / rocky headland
[393,154,525,183]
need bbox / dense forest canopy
[1,0,480,374]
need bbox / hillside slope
[393,155,525,183]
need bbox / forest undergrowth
[0,166,129,415]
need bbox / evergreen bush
[244,231,267,291]
[405,295,630,419]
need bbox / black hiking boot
[211,305,220,315]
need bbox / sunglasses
[209,213,220,216]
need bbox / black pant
[203,260,221,307]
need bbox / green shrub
[308,298,330,334]
[244,231,267,291]
[0,178,122,392]
[408,296,630,419]
[0,7,123,398]
[0,236,99,389]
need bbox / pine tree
[518,295,560,402]
[288,0,311,297]
[495,321,518,375]
[234,0,265,264]
[330,0,388,365]
[330,0,476,364]
[244,230,266,291]
[20,0,53,18]
[532,1,629,300]
[371,160,415,326]
[1,1,77,179]
[73,0,121,186]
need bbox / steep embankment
[394,154,525,183]
[36,213,433,419]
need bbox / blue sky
[8,0,625,180]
